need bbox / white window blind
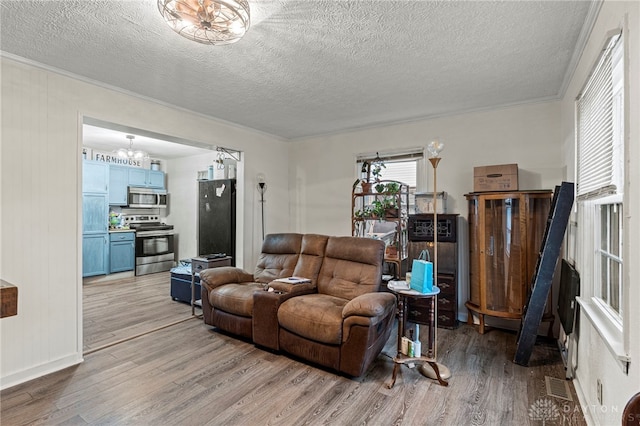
[382,161,417,187]
[357,149,423,187]
[576,33,622,199]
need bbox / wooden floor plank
[1,272,587,425]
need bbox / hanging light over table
[158,0,251,45]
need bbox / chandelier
[115,135,149,160]
[157,0,250,45]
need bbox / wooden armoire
[465,190,552,334]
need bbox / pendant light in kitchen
[115,135,149,160]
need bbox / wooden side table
[191,256,232,316]
[386,283,449,388]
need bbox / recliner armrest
[199,266,255,291]
[252,285,315,350]
[341,292,397,345]
[342,292,397,318]
[267,281,317,295]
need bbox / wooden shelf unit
[351,180,409,279]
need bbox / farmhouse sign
[84,148,148,168]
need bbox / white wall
[289,101,563,236]
[559,1,640,424]
[0,57,290,388]
[289,101,564,327]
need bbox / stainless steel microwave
[127,187,168,208]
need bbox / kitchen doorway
[81,117,244,353]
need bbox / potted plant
[382,197,399,218]
[384,181,400,194]
[385,241,398,258]
[371,155,386,182]
[354,155,386,193]
[368,200,384,219]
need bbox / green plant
[369,197,398,218]
[375,183,385,193]
[370,200,385,218]
[371,160,385,182]
[384,181,400,194]
[354,207,372,218]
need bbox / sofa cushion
[278,294,347,345]
[317,236,385,300]
[254,233,304,283]
[291,234,329,284]
[211,282,264,317]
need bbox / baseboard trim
[572,375,596,426]
[1,354,83,391]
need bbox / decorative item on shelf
[410,249,433,293]
[257,173,267,240]
[415,191,447,214]
[113,135,149,161]
[157,0,250,45]
[214,151,226,179]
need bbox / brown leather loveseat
[199,233,397,377]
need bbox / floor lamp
[419,138,451,380]
[257,173,267,240]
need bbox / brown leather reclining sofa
[199,233,397,377]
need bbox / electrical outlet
[596,379,603,405]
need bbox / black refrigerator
[198,179,236,265]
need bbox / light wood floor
[82,272,192,352]
[2,273,587,425]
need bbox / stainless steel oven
[123,215,175,275]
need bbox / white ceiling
[1,0,596,145]
[82,123,216,160]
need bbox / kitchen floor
[83,271,194,352]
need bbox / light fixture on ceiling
[157,0,250,45]
[115,135,149,160]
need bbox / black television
[557,259,580,334]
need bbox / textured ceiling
[1,0,595,140]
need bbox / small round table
[386,282,450,388]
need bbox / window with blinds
[576,32,623,199]
[574,31,626,344]
[356,149,423,187]
[356,149,423,213]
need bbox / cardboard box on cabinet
[473,164,518,192]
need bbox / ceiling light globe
[427,138,445,158]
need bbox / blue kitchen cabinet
[82,191,109,277]
[83,234,109,277]
[148,170,165,188]
[109,165,129,205]
[109,232,135,273]
[83,193,109,234]
[128,168,147,187]
[128,168,165,189]
[83,160,109,193]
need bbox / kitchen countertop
[109,228,134,233]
